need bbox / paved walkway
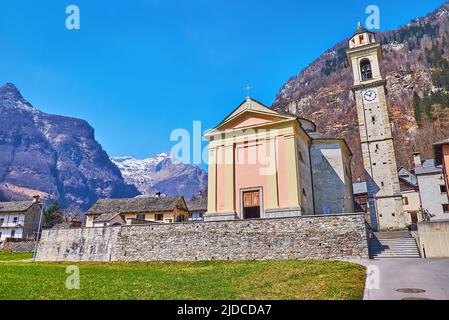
[353,259,449,300]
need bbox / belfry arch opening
[360,59,373,81]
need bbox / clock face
[363,89,378,102]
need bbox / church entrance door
[242,190,261,219]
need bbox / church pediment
[217,111,293,131]
[206,98,296,136]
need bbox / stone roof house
[433,139,449,199]
[86,196,189,228]
[353,167,422,225]
[187,196,208,221]
[413,153,449,220]
[0,198,42,241]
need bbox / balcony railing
[0,222,24,228]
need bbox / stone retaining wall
[36,214,369,262]
[4,241,36,253]
[418,220,449,258]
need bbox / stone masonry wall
[4,241,36,253]
[36,214,369,262]
[36,227,120,262]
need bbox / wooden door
[243,191,260,208]
[243,190,261,219]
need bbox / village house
[353,167,422,226]
[414,152,449,220]
[86,196,189,228]
[397,168,422,224]
[434,138,449,198]
[0,197,42,241]
[203,97,354,221]
[187,195,207,221]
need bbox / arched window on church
[360,59,373,81]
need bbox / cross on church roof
[244,82,253,109]
[244,82,253,97]
[354,19,371,36]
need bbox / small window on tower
[371,116,376,123]
[403,197,409,206]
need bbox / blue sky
[0,0,445,160]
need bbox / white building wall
[0,228,24,241]
[0,213,26,240]
[418,173,449,220]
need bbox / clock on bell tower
[346,21,405,231]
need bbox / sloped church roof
[205,97,317,137]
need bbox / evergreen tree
[413,91,422,124]
[44,202,64,227]
[422,92,434,120]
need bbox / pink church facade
[204,98,354,221]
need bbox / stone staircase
[369,231,421,259]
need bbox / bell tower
[346,21,405,231]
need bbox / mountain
[0,83,139,210]
[111,153,208,201]
[273,1,449,180]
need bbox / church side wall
[311,143,353,214]
[296,131,314,215]
[36,214,369,262]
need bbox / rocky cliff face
[0,83,139,210]
[111,153,208,201]
[273,1,449,179]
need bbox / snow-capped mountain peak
[111,153,207,200]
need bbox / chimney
[33,195,40,203]
[413,153,422,168]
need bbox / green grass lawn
[0,251,33,262]
[0,260,366,300]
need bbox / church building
[204,97,354,221]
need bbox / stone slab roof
[398,167,418,186]
[415,159,442,176]
[87,197,185,216]
[187,197,208,212]
[433,138,449,146]
[95,212,122,223]
[0,201,35,213]
[308,132,353,156]
[353,182,368,195]
[308,132,342,141]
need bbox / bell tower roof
[348,21,377,49]
[354,20,370,36]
